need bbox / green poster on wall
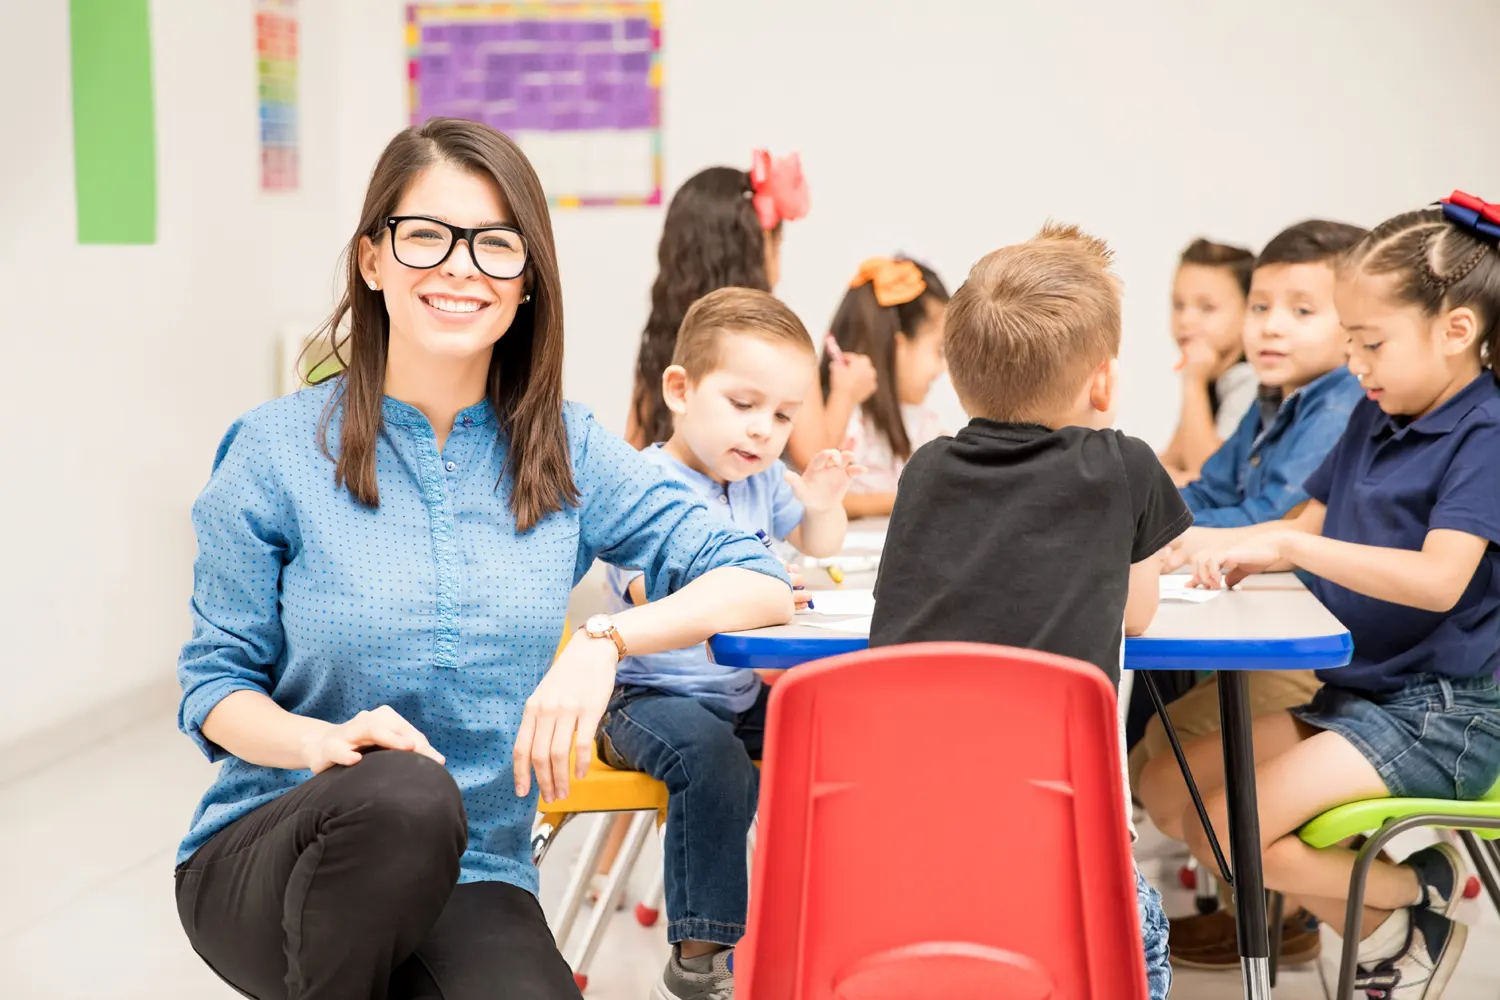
[70,0,156,244]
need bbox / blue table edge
[709,631,1355,673]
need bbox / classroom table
[710,569,1352,1000]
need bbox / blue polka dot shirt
[175,380,788,893]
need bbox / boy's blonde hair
[945,223,1122,422]
[671,287,815,379]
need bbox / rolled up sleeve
[177,418,290,761]
[570,407,789,600]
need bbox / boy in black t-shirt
[870,223,1191,999]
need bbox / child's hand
[1189,534,1287,591]
[785,562,814,611]
[828,352,879,405]
[1174,339,1218,383]
[785,449,867,512]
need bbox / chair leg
[1458,830,1500,918]
[569,811,656,977]
[551,813,615,948]
[1268,890,1284,987]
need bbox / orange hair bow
[749,150,810,230]
[849,257,926,307]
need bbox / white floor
[2,711,1497,999]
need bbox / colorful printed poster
[257,0,299,191]
[407,3,663,207]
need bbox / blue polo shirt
[1304,373,1500,693]
[604,444,804,712]
[1182,367,1362,527]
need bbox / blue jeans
[1292,676,1500,799]
[1138,866,1171,1000]
[597,683,768,947]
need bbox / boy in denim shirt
[1178,220,1368,528]
[1141,219,1368,968]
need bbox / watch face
[585,615,611,636]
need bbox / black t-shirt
[870,420,1193,684]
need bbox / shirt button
[718,495,729,504]
[445,461,457,472]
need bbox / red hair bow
[1441,191,1500,241]
[749,150,810,231]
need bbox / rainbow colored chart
[256,0,299,191]
[406,2,663,207]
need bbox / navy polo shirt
[1304,373,1500,693]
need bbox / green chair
[1291,778,1500,999]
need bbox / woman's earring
[368,280,379,290]
[522,293,532,303]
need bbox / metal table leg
[1218,670,1272,999]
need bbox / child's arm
[786,353,878,470]
[843,492,896,519]
[1125,550,1164,636]
[1165,502,1326,570]
[1170,345,1224,479]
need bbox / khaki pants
[1127,670,1323,789]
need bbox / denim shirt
[175,381,788,893]
[1181,367,1362,528]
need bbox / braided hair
[1344,207,1500,372]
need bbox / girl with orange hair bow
[800,256,950,518]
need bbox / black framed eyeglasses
[386,216,529,280]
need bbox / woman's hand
[1190,534,1289,591]
[302,705,446,774]
[828,353,878,405]
[514,634,619,802]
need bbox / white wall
[334,0,1500,442]
[3,0,1498,748]
[0,0,347,750]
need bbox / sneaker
[1403,842,1466,917]
[1357,908,1466,999]
[655,947,734,1000]
[1170,908,1320,970]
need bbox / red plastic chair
[736,643,1148,1000]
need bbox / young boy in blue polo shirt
[1156,195,1500,999]
[597,287,862,1000]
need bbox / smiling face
[664,331,816,483]
[1243,261,1349,392]
[357,159,528,371]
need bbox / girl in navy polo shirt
[1153,194,1500,999]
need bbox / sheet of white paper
[841,531,887,552]
[806,588,876,616]
[1159,577,1224,603]
[801,616,873,636]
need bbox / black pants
[174,749,581,1000]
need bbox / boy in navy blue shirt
[1153,197,1500,999]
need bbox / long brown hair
[822,259,948,460]
[632,166,772,446]
[308,117,575,532]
